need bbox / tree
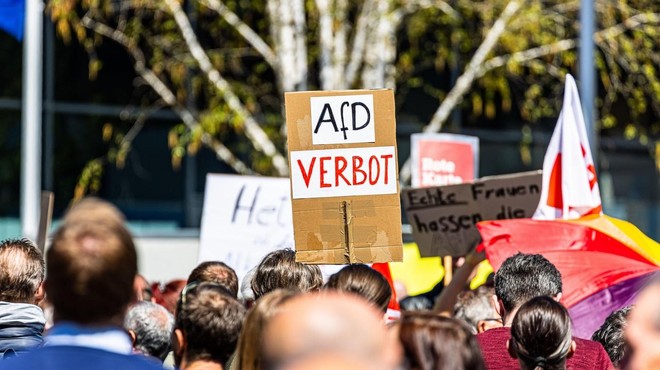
[47,0,659,196]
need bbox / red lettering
[319,156,331,188]
[353,156,367,185]
[380,154,393,184]
[368,155,380,185]
[297,157,316,188]
[335,156,350,186]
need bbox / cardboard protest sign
[285,89,403,264]
[411,133,479,188]
[401,171,542,257]
[198,174,293,280]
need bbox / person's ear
[553,293,563,303]
[477,319,503,333]
[34,282,45,305]
[506,339,517,359]
[567,340,576,358]
[173,328,186,356]
[493,296,506,320]
[128,330,137,346]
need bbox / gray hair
[454,286,498,334]
[124,301,174,361]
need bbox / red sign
[411,134,479,188]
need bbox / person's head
[124,301,174,362]
[0,238,45,304]
[235,289,299,370]
[454,286,502,334]
[495,253,562,323]
[508,296,575,370]
[173,282,246,368]
[626,276,660,370]
[153,279,187,314]
[251,249,323,300]
[187,261,239,298]
[262,291,401,370]
[324,264,392,313]
[46,221,137,325]
[591,306,631,367]
[63,197,125,227]
[133,274,154,303]
[241,266,257,307]
[398,311,485,370]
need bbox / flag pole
[20,0,44,242]
[579,0,597,164]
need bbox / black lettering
[314,103,339,133]
[351,102,371,130]
[471,183,484,201]
[232,185,259,224]
[339,101,349,140]
[530,184,540,194]
[257,207,276,226]
[276,196,289,226]
[413,214,428,233]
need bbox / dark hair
[0,238,45,303]
[175,282,246,365]
[454,286,498,333]
[251,249,322,299]
[495,253,562,312]
[591,306,632,367]
[47,221,137,324]
[188,261,239,298]
[399,311,486,370]
[324,264,392,312]
[510,296,572,370]
[124,301,174,361]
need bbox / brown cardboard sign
[401,171,542,257]
[285,89,403,264]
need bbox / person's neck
[502,306,520,327]
[180,359,224,370]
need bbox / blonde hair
[234,289,298,370]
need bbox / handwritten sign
[198,174,294,280]
[401,171,542,257]
[286,89,403,264]
[411,133,479,188]
[311,94,375,144]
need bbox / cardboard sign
[286,89,403,264]
[411,133,479,188]
[198,174,294,280]
[401,171,542,257]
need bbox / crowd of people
[0,197,658,370]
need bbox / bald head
[263,292,400,370]
[627,278,660,370]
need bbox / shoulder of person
[570,337,614,369]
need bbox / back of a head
[399,312,485,370]
[47,221,137,324]
[591,306,631,367]
[510,296,573,370]
[495,253,562,312]
[251,249,322,299]
[454,286,499,334]
[324,264,392,313]
[236,289,298,370]
[263,292,399,370]
[63,197,125,227]
[125,301,174,362]
[0,238,45,304]
[175,283,246,366]
[188,261,239,298]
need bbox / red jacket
[477,327,613,370]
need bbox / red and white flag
[533,74,602,220]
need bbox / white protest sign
[199,174,293,281]
[311,94,375,145]
[290,146,397,199]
